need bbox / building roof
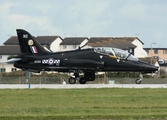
[144,48,167,50]
[60,37,88,45]
[36,36,61,45]
[114,37,144,45]
[88,37,113,43]
[88,39,136,50]
[0,46,20,55]
[3,36,18,45]
[110,40,136,49]
[89,37,144,45]
[4,36,61,45]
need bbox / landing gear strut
[68,72,80,84]
[68,71,95,84]
[135,73,143,84]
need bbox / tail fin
[16,29,49,54]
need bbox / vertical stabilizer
[16,29,49,54]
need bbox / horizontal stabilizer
[6,58,21,63]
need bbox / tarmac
[0,84,167,89]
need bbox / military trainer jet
[8,29,158,84]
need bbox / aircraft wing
[6,58,21,63]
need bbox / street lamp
[150,42,156,64]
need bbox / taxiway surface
[0,84,167,89]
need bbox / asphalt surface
[0,84,167,89]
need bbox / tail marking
[30,46,38,53]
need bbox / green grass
[0,88,167,120]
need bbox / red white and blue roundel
[48,58,54,65]
[42,58,60,66]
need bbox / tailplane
[16,29,49,54]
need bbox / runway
[0,84,167,89]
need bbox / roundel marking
[48,58,54,65]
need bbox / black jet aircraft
[8,29,158,84]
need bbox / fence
[0,76,167,84]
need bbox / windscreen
[112,48,138,61]
[94,47,116,56]
[94,47,138,61]
[112,48,129,59]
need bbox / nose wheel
[135,78,142,84]
[135,73,143,84]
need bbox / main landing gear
[135,73,143,84]
[68,71,95,84]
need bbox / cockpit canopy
[94,47,138,61]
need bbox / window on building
[73,45,77,49]
[11,68,17,72]
[63,45,67,49]
[0,68,6,73]
[129,48,134,53]
[0,55,2,59]
[154,49,158,54]
[163,50,167,54]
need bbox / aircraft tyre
[69,77,76,84]
[135,78,141,84]
[79,77,86,84]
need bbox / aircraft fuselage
[14,48,157,73]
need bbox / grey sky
[0,0,167,47]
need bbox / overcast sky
[0,0,167,47]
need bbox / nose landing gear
[135,73,143,84]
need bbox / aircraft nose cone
[152,66,159,71]
[139,60,158,73]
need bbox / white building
[36,36,62,52]
[60,37,89,51]
[0,46,20,72]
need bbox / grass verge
[0,88,167,119]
